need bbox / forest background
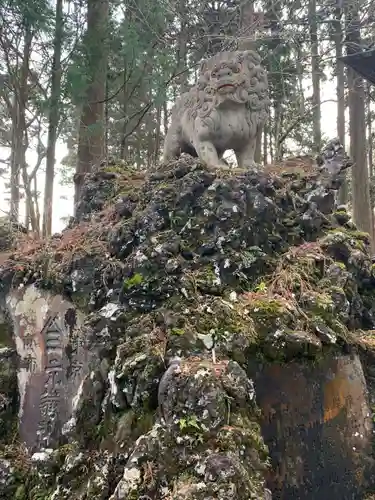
[0,0,373,244]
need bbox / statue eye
[211,72,217,78]
[234,64,241,73]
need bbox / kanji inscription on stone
[36,315,66,449]
[6,285,86,452]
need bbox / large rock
[0,148,375,498]
[254,353,373,499]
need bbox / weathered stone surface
[254,353,373,499]
[163,50,270,169]
[263,329,323,360]
[0,148,375,498]
[5,285,85,451]
[109,358,268,500]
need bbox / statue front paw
[208,160,232,170]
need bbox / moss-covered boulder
[1,144,375,499]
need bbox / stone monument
[6,285,85,451]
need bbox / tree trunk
[367,85,374,222]
[367,85,373,180]
[155,104,162,163]
[346,3,374,249]
[309,0,321,153]
[18,23,38,232]
[24,197,30,229]
[268,115,274,161]
[238,1,256,51]
[238,1,263,164]
[296,45,305,116]
[177,0,189,93]
[163,101,168,137]
[105,61,109,161]
[275,103,283,160]
[33,175,40,231]
[120,62,128,160]
[146,112,154,168]
[263,121,268,164]
[75,0,109,208]
[335,2,347,205]
[43,0,63,237]
[9,95,20,222]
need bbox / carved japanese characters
[163,50,270,169]
[5,285,85,451]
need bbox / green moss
[251,297,286,316]
[307,292,334,317]
[56,443,76,463]
[334,261,347,270]
[328,285,345,295]
[218,417,267,458]
[0,322,13,347]
[328,227,370,241]
[155,181,173,190]
[171,327,185,336]
[324,228,370,251]
[254,281,267,293]
[115,409,155,448]
[347,230,371,242]
[95,414,118,442]
[325,317,349,338]
[27,486,55,499]
[70,292,91,311]
[15,485,26,499]
[0,442,57,500]
[248,297,293,336]
[195,265,219,288]
[193,299,257,345]
[177,415,203,434]
[123,273,144,290]
[103,165,126,174]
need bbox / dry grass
[268,242,327,298]
[263,155,321,180]
[355,330,375,349]
[0,163,151,276]
[1,205,119,277]
[240,242,331,330]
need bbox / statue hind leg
[235,138,258,169]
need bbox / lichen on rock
[0,144,375,498]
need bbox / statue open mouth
[217,83,235,91]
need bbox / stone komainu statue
[163,50,270,169]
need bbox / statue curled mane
[163,50,270,170]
